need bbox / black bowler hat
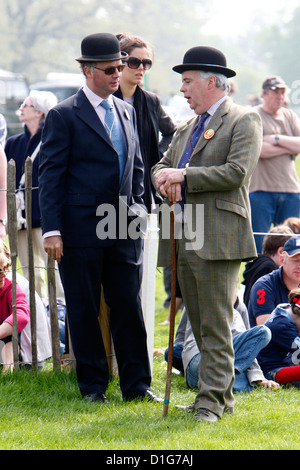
[76,33,128,62]
[173,46,236,77]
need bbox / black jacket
[5,125,43,229]
[114,86,176,212]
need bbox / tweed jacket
[151,97,263,264]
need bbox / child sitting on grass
[0,240,30,371]
[258,287,300,387]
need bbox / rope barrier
[253,232,300,236]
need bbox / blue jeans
[59,319,66,356]
[250,191,300,253]
[186,325,271,392]
[164,344,184,373]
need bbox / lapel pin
[204,129,214,140]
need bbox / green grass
[0,268,300,451]
[3,159,300,450]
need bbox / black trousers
[59,238,151,398]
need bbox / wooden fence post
[47,256,61,371]
[6,160,19,367]
[25,157,38,369]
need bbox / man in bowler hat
[39,33,161,403]
[152,46,263,421]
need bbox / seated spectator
[167,299,278,395]
[248,236,300,327]
[0,240,30,371]
[284,217,300,234]
[182,307,277,394]
[43,298,66,357]
[257,287,300,387]
[242,225,293,307]
[161,277,183,325]
[164,308,187,373]
[6,272,52,366]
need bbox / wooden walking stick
[163,204,176,417]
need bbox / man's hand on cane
[155,168,184,204]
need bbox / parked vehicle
[30,72,84,102]
[0,68,30,137]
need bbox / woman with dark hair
[115,33,176,212]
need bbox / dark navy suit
[39,88,151,398]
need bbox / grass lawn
[0,268,300,451]
[2,158,300,451]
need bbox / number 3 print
[256,289,266,305]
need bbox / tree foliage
[1,0,300,103]
[0,0,210,96]
[0,0,95,76]
[255,7,300,87]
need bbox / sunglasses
[93,64,125,75]
[125,57,152,70]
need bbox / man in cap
[151,46,262,422]
[248,235,300,328]
[39,33,160,404]
[242,224,293,307]
[249,76,300,254]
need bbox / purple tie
[178,112,209,205]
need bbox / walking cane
[163,204,176,417]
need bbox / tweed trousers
[176,235,240,418]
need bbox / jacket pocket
[216,198,247,218]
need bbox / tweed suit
[152,97,262,417]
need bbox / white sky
[201,0,299,38]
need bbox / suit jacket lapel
[74,89,113,148]
[173,119,196,167]
[191,98,231,158]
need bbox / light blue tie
[100,100,126,184]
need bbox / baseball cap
[262,76,287,91]
[282,236,300,257]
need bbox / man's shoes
[224,406,234,414]
[84,393,109,404]
[123,389,163,402]
[144,389,164,403]
[194,408,219,423]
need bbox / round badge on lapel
[204,129,214,140]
